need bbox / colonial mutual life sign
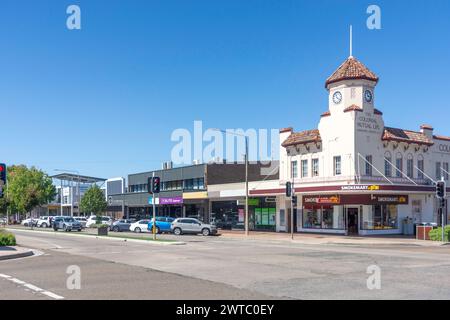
[356,113,382,134]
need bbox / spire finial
[349,25,353,58]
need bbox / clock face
[364,89,373,103]
[332,91,342,104]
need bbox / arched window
[395,153,403,178]
[407,154,414,178]
[384,151,392,177]
[417,154,424,179]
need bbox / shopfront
[301,194,409,235]
[210,197,277,231]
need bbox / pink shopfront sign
[159,196,183,205]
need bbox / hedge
[0,229,16,246]
[429,225,450,242]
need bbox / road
[2,229,450,299]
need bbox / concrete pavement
[4,228,450,299]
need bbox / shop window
[303,206,344,229]
[279,209,285,227]
[362,205,398,230]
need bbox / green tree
[80,185,107,223]
[6,165,56,218]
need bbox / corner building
[251,55,450,235]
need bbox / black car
[110,219,136,232]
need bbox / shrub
[429,226,450,242]
[90,224,109,229]
[0,230,16,246]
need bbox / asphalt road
[2,229,450,300]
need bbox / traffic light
[439,198,446,209]
[292,195,297,206]
[150,176,161,194]
[436,180,446,199]
[286,182,292,197]
[0,163,6,198]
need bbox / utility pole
[291,177,295,240]
[245,136,249,237]
[152,172,157,241]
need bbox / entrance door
[347,208,359,235]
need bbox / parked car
[171,218,217,236]
[110,219,136,232]
[74,217,87,228]
[86,215,113,228]
[53,216,82,232]
[129,220,151,233]
[148,217,175,234]
[37,216,53,228]
[21,218,38,227]
[0,217,6,226]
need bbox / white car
[129,219,151,233]
[37,216,53,228]
[171,218,218,236]
[86,215,113,228]
[21,218,38,227]
[74,217,87,228]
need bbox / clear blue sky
[2,0,450,180]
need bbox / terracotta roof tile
[321,111,331,117]
[343,104,363,113]
[282,129,321,147]
[279,127,293,133]
[434,135,450,141]
[326,57,379,87]
[382,127,434,146]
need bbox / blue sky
[2,0,450,180]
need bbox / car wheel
[173,227,182,236]
[41,223,48,228]
[155,227,160,234]
[113,226,119,232]
[63,225,68,232]
[135,227,141,233]
[202,228,210,236]
[24,223,28,227]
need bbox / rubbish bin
[416,223,437,240]
[402,218,414,235]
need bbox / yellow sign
[183,191,208,200]
[368,185,380,191]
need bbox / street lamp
[212,129,250,236]
[54,169,80,217]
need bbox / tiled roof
[321,111,331,117]
[281,129,322,147]
[382,127,434,146]
[279,127,293,133]
[326,57,379,87]
[343,104,363,112]
[434,135,450,141]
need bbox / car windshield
[64,218,75,222]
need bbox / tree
[6,165,56,219]
[80,185,107,223]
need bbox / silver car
[170,218,217,236]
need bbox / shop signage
[148,196,160,205]
[159,196,183,205]
[303,194,409,205]
[183,191,208,200]
[237,198,260,206]
[341,185,380,191]
[304,195,340,205]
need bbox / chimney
[420,124,434,138]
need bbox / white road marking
[0,273,64,300]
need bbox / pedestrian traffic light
[286,182,292,197]
[151,176,161,194]
[439,198,446,209]
[292,195,297,206]
[0,163,6,198]
[436,180,446,199]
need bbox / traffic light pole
[152,172,157,241]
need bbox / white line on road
[0,273,64,300]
